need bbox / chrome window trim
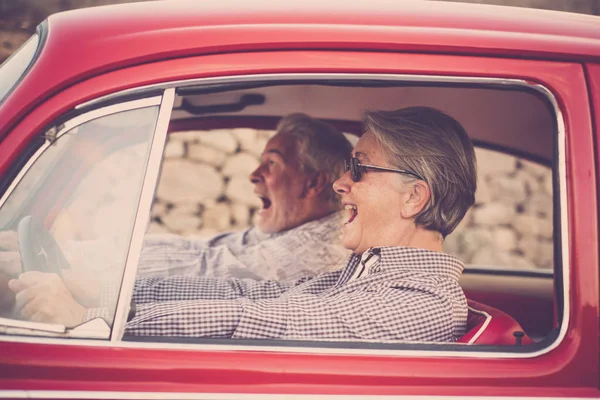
[0,20,46,105]
[0,73,569,361]
[111,88,175,341]
[0,96,162,211]
[78,73,548,110]
[0,391,593,400]
[463,265,553,277]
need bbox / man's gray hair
[364,106,477,237]
[276,113,352,206]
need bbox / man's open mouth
[260,196,272,210]
[344,204,357,225]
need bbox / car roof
[1,0,599,140]
[46,0,600,64]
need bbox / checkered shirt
[137,212,349,281]
[125,246,467,342]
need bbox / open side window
[0,92,174,340]
[128,78,561,352]
[0,75,562,353]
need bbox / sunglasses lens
[351,158,361,182]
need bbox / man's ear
[400,180,431,219]
[303,171,329,198]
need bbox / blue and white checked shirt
[126,246,468,342]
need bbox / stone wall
[151,129,554,270]
[444,149,553,269]
[149,129,272,237]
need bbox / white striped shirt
[137,212,350,281]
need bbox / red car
[0,0,599,398]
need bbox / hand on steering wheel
[18,215,70,276]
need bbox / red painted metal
[0,48,598,397]
[1,0,600,141]
[0,51,586,179]
[0,1,599,397]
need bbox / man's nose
[249,165,263,184]
[333,170,351,194]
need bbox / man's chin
[256,217,277,234]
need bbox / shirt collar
[349,246,464,281]
[254,211,343,239]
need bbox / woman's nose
[333,170,351,194]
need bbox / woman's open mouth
[344,204,357,225]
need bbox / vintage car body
[0,0,599,399]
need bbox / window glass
[132,82,558,348]
[444,150,553,271]
[150,129,272,238]
[0,105,159,338]
[0,34,39,103]
[153,132,553,272]
[151,129,357,238]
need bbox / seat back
[458,299,534,345]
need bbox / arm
[126,283,454,341]
[132,274,305,304]
[137,234,208,278]
[138,231,259,279]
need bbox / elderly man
[138,114,352,281]
[8,106,476,343]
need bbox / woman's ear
[400,180,431,219]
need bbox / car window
[152,133,553,273]
[143,128,356,281]
[132,80,559,349]
[445,150,553,271]
[0,102,159,338]
[3,79,557,350]
[149,128,271,238]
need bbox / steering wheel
[18,216,69,276]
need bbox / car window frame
[102,73,567,359]
[0,70,570,360]
[0,90,174,340]
[0,21,47,106]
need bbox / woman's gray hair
[276,113,352,206]
[364,106,477,237]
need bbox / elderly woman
[8,106,476,343]
[331,106,477,341]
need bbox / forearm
[236,290,452,341]
[80,280,121,326]
[124,291,349,340]
[125,298,245,337]
[138,234,206,278]
[132,275,296,304]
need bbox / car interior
[0,77,560,350]
[158,78,558,346]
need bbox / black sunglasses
[344,157,424,182]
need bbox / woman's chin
[341,232,359,252]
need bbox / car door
[0,48,597,398]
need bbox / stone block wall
[149,129,273,237]
[444,149,554,269]
[151,129,554,270]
